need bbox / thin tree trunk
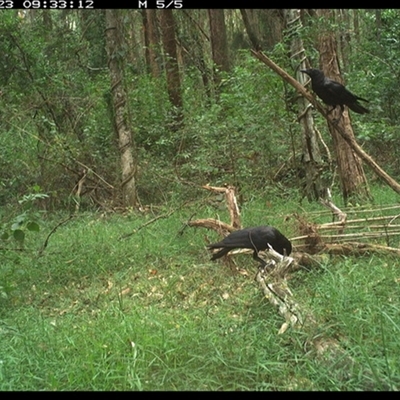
[316,9,370,204]
[240,9,262,50]
[182,10,212,98]
[208,9,230,86]
[337,9,351,70]
[105,10,137,207]
[284,9,327,201]
[160,9,183,130]
[353,9,359,40]
[142,9,160,78]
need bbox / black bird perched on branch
[207,226,292,267]
[301,68,370,115]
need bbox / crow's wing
[325,79,368,104]
[323,80,355,103]
[208,229,254,249]
[208,227,271,250]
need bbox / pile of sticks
[292,202,400,256]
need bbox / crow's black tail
[210,247,231,261]
[347,102,370,114]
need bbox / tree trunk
[159,9,183,130]
[142,9,161,78]
[316,9,370,204]
[105,10,137,207]
[41,10,52,31]
[337,9,351,70]
[284,9,328,202]
[240,9,262,50]
[353,9,359,40]
[208,9,230,85]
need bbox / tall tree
[208,9,230,85]
[315,9,370,203]
[180,10,212,98]
[353,9,360,40]
[142,9,161,78]
[336,9,351,70]
[284,9,328,201]
[240,9,262,50]
[105,10,137,207]
[159,9,183,130]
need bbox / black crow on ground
[301,68,369,115]
[207,226,292,267]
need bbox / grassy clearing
[1,187,400,390]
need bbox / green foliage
[0,188,48,303]
[1,191,47,246]
[167,52,298,191]
[343,11,400,175]
[124,51,301,203]
[0,11,114,208]
[129,74,172,154]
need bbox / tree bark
[105,10,137,207]
[160,9,183,130]
[142,9,161,78]
[208,9,230,85]
[240,9,262,50]
[336,9,351,70]
[316,9,370,204]
[353,9,359,40]
[284,9,328,201]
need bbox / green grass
[1,187,400,390]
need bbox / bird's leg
[252,251,267,267]
[328,105,344,125]
[326,106,336,115]
[334,115,344,124]
[250,251,265,282]
[248,232,274,270]
[327,107,339,124]
[253,252,276,281]
[247,232,266,267]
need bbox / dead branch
[323,242,400,256]
[177,212,196,236]
[37,214,75,257]
[292,201,400,254]
[317,222,400,230]
[292,230,400,243]
[187,218,233,235]
[73,168,87,212]
[256,249,356,370]
[119,208,177,240]
[301,204,400,220]
[201,184,241,229]
[188,185,241,239]
[320,196,347,224]
[255,249,300,334]
[344,205,400,214]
